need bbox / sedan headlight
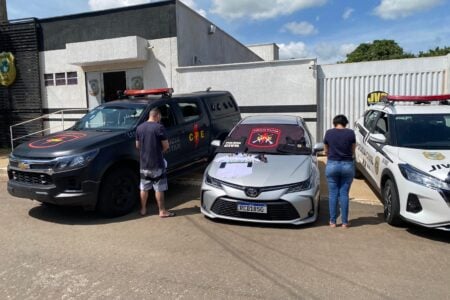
[54,149,99,171]
[399,164,450,190]
[286,178,312,193]
[205,174,223,189]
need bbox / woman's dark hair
[333,114,348,127]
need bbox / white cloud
[282,21,317,36]
[374,0,443,20]
[278,42,310,60]
[180,0,207,17]
[88,0,149,10]
[342,8,354,20]
[211,0,327,20]
[314,42,357,63]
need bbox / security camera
[308,61,315,69]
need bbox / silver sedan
[201,115,324,225]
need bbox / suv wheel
[97,168,139,217]
[382,179,402,226]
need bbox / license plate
[237,202,267,214]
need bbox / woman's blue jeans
[325,160,355,225]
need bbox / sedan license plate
[237,202,267,214]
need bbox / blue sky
[5,0,450,63]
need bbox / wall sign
[0,52,17,87]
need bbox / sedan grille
[9,170,53,185]
[211,198,300,221]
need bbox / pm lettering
[429,164,450,172]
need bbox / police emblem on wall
[0,52,17,87]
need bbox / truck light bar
[386,94,450,102]
[124,88,173,96]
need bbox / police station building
[2,0,447,148]
[0,0,288,147]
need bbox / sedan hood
[398,148,450,181]
[208,153,312,186]
[12,130,127,158]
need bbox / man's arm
[161,139,169,153]
[136,140,140,150]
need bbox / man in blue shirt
[136,108,175,218]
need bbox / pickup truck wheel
[382,179,402,226]
[97,168,138,217]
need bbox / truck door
[153,102,190,170]
[173,99,210,162]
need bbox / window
[364,110,381,131]
[67,72,78,85]
[44,73,54,86]
[374,114,388,135]
[158,104,176,128]
[55,73,66,86]
[178,102,201,123]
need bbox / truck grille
[211,198,300,221]
[9,170,53,185]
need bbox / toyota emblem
[245,187,260,197]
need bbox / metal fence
[317,55,449,140]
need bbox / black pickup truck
[7,89,241,217]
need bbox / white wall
[176,58,319,141]
[176,1,262,67]
[247,44,279,61]
[317,55,450,140]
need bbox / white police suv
[355,92,450,230]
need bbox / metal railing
[10,109,88,150]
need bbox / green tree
[345,40,414,63]
[418,46,450,57]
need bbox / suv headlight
[398,164,450,190]
[205,174,222,189]
[54,149,99,171]
[286,178,312,193]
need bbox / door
[103,71,126,102]
[358,110,382,183]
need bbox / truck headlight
[54,149,99,171]
[399,164,450,190]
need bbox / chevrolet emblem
[18,162,30,170]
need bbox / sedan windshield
[72,105,146,131]
[220,123,311,154]
[395,114,450,149]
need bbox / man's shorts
[139,168,168,192]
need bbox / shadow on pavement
[406,225,450,243]
[27,182,201,225]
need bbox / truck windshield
[222,123,312,155]
[72,105,146,131]
[395,114,450,149]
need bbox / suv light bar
[124,88,173,97]
[386,94,450,102]
[367,91,450,106]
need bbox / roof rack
[122,88,174,97]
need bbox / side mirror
[211,140,221,147]
[369,133,386,144]
[313,142,324,154]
